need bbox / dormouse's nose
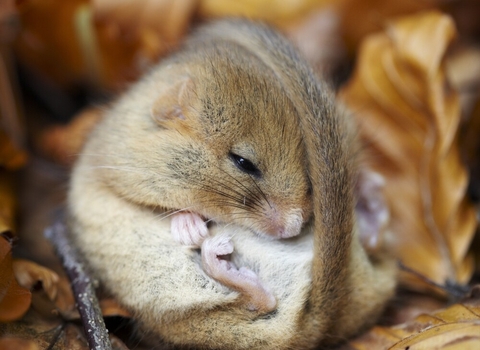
[263,205,304,239]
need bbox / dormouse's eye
[229,152,262,177]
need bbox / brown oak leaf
[347,286,480,349]
[0,238,31,322]
[340,11,478,291]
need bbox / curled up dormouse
[67,19,397,350]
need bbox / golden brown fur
[68,19,396,349]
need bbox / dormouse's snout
[261,205,306,239]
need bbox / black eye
[229,152,261,177]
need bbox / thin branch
[398,261,470,300]
[45,215,112,350]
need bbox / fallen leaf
[0,129,27,170]
[28,276,78,322]
[0,308,130,350]
[0,171,18,236]
[0,170,31,322]
[447,47,480,204]
[0,337,39,350]
[340,11,478,291]
[337,0,437,54]
[0,237,31,322]
[441,0,480,43]
[0,1,19,44]
[446,45,480,117]
[197,0,334,29]
[37,107,103,166]
[14,0,197,91]
[92,0,198,90]
[347,285,480,349]
[0,45,27,170]
[99,298,132,319]
[0,7,31,322]
[92,0,197,44]
[12,260,60,302]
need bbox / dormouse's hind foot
[171,211,209,247]
[201,234,277,313]
[355,169,390,255]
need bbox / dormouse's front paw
[171,212,209,247]
[201,235,277,313]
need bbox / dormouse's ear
[151,77,196,127]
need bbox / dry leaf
[92,0,197,44]
[0,308,128,350]
[340,11,477,290]
[441,0,480,42]
[1,293,131,349]
[0,337,40,350]
[0,238,31,322]
[0,58,27,169]
[0,310,83,349]
[0,170,31,322]
[347,286,480,349]
[446,46,480,117]
[198,0,334,29]
[461,99,480,203]
[0,1,19,43]
[99,298,132,318]
[14,0,197,91]
[337,0,437,54]
[0,171,18,235]
[0,129,27,170]
[14,0,89,88]
[92,0,198,90]
[37,107,103,166]
[28,276,78,321]
[12,260,60,302]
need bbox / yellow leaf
[198,0,334,28]
[349,287,480,349]
[0,337,39,350]
[0,46,27,170]
[0,238,32,322]
[340,11,477,290]
[14,0,198,91]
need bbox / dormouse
[68,19,396,349]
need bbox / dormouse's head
[95,46,312,239]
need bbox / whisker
[248,174,272,209]
[198,178,259,210]
[195,183,258,211]
[82,165,159,176]
[151,206,198,222]
[192,202,261,218]
[196,196,259,212]
[200,179,265,212]
[212,166,265,207]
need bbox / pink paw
[201,235,276,313]
[171,212,209,247]
[355,170,390,253]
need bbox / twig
[45,215,112,350]
[398,261,470,300]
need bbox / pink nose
[265,207,304,239]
